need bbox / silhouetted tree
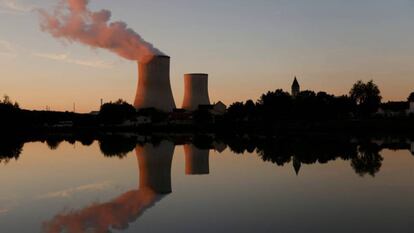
[258,89,292,120]
[99,99,136,125]
[408,92,414,102]
[227,102,246,121]
[1,95,19,109]
[350,80,382,116]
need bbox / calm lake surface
[1,135,414,233]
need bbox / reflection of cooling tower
[134,55,176,112]
[184,144,210,175]
[411,141,414,155]
[182,73,211,111]
[136,141,175,194]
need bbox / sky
[1,0,414,112]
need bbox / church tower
[291,77,300,97]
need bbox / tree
[99,99,136,124]
[408,92,414,102]
[257,89,292,120]
[227,102,246,121]
[1,95,20,109]
[349,80,382,116]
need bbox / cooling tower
[134,55,176,112]
[136,141,175,194]
[184,144,210,175]
[182,73,211,111]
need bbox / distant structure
[182,73,211,111]
[291,77,300,97]
[134,55,176,112]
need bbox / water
[0,135,414,233]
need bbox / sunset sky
[1,0,414,112]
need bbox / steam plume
[39,0,165,62]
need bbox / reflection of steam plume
[184,144,210,175]
[39,0,164,62]
[43,189,163,233]
[43,141,175,233]
[136,141,175,193]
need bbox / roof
[155,55,170,58]
[185,73,208,76]
[215,101,226,106]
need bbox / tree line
[226,80,393,123]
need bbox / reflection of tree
[256,138,292,166]
[46,138,63,150]
[78,136,94,146]
[351,143,383,177]
[98,135,136,158]
[0,138,23,164]
[223,135,386,177]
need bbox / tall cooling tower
[182,73,211,111]
[134,55,176,112]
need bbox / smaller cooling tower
[134,55,176,112]
[184,144,210,175]
[182,73,211,111]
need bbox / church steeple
[291,77,300,97]
[293,156,301,176]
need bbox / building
[377,101,410,117]
[212,101,227,115]
[292,77,300,97]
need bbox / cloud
[0,39,17,57]
[37,181,113,199]
[0,0,34,14]
[0,208,9,215]
[33,52,114,69]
